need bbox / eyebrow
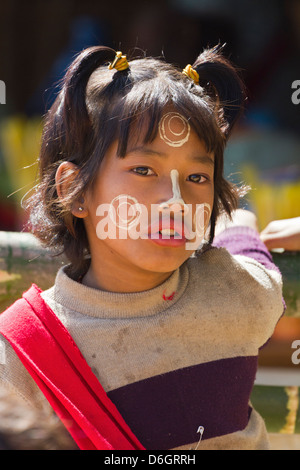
[126,147,215,167]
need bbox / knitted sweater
[0,227,284,450]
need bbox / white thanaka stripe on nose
[162,169,186,207]
[170,169,185,204]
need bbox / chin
[134,249,192,274]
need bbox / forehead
[158,112,191,148]
[120,108,209,154]
[123,124,215,171]
[108,67,226,160]
[126,110,212,153]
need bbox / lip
[146,219,191,247]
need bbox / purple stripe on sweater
[107,356,257,450]
[213,226,280,273]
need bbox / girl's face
[84,112,215,278]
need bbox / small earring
[78,206,84,212]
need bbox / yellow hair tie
[108,51,129,71]
[182,64,199,84]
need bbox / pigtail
[188,45,248,243]
[42,47,116,170]
[29,46,117,273]
[61,46,117,146]
[192,45,246,138]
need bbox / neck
[81,247,174,293]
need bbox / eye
[131,166,155,176]
[187,174,208,184]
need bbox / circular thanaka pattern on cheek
[109,194,142,229]
[158,112,191,147]
[194,203,211,237]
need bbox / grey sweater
[0,227,284,449]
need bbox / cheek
[192,185,214,228]
[85,174,145,238]
[209,185,215,209]
[187,181,214,206]
[86,170,126,209]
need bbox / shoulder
[187,245,284,334]
[0,286,52,410]
[0,285,43,337]
[188,244,282,287]
[0,334,49,410]
[188,243,282,298]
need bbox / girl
[0,46,284,450]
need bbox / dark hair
[24,45,247,272]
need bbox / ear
[55,162,88,218]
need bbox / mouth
[146,219,191,247]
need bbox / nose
[158,169,188,215]
[159,200,186,214]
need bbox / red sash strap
[0,284,145,450]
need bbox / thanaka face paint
[159,169,186,211]
[158,169,211,249]
[97,170,211,250]
[158,112,190,147]
[108,194,142,229]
